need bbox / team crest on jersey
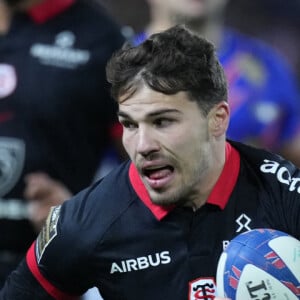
[36,205,61,263]
[0,137,25,197]
[188,277,217,300]
[0,64,17,98]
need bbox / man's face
[118,85,214,207]
[150,0,227,21]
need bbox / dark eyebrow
[117,111,131,119]
[118,109,182,119]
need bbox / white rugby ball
[216,228,300,299]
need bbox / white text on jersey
[260,159,300,193]
[110,251,171,274]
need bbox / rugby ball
[216,228,300,299]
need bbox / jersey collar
[27,0,76,24]
[129,142,240,220]
[206,142,240,209]
[129,163,173,220]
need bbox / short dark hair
[106,25,227,115]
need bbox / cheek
[174,129,206,161]
[169,133,196,160]
[122,134,131,152]
[122,133,136,157]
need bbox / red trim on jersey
[129,163,174,220]
[26,242,77,300]
[28,0,76,24]
[206,142,240,209]
[129,142,240,219]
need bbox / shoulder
[52,160,133,248]
[55,0,125,49]
[33,162,134,287]
[223,28,295,78]
[68,1,123,33]
[231,140,300,192]
[231,140,300,238]
[225,29,279,59]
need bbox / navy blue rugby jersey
[24,141,300,299]
[0,0,125,276]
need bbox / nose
[136,126,160,157]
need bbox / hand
[24,172,72,231]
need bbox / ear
[208,101,230,137]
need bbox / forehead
[118,85,200,117]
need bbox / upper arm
[21,188,98,298]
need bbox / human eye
[153,117,174,128]
[120,120,137,130]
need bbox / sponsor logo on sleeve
[260,159,300,193]
[0,64,17,98]
[0,137,25,197]
[36,205,61,263]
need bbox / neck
[186,140,227,210]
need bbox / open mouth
[143,165,174,179]
[142,165,175,190]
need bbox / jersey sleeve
[260,156,300,239]
[25,186,100,299]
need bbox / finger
[24,173,55,199]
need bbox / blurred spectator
[99,0,149,34]
[225,0,300,85]
[101,0,300,80]
[0,0,125,288]
[114,0,300,166]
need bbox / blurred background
[1,0,300,299]
[100,0,300,85]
